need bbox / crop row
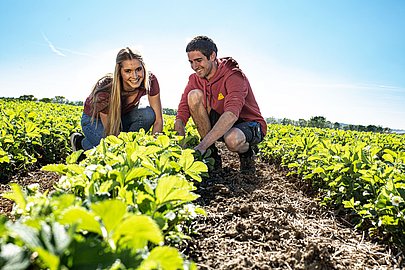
[1,100,210,269]
[259,124,405,247]
[1,130,207,269]
[0,100,82,179]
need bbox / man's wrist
[174,119,185,136]
[175,118,184,125]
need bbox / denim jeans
[81,106,156,150]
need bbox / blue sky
[0,0,404,129]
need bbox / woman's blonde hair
[91,47,150,136]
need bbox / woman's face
[120,59,144,91]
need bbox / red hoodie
[176,57,267,136]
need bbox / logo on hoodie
[218,92,224,100]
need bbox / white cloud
[41,32,66,57]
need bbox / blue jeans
[81,106,156,150]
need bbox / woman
[70,47,163,151]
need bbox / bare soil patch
[183,143,403,270]
[1,143,403,269]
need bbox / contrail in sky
[41,32,94,58]
[42,32,66,56]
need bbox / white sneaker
[70,132,84,151]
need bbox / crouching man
[174,36,267,173]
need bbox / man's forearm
[197,111,237,151]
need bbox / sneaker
[70,132,84,151]
[239,146,256,174]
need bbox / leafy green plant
[260,124,405,247]
[0,100,81,179]
[2,182,197,269]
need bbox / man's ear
[209,51,216,61]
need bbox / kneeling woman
[71,47,163,151]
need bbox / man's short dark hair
[186,36,218,59]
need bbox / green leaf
[39,222,56,254]
[138,246,184,270]
[108,170,125,186]
[169,161,181,171]
[8,223,42,249]
[382,153,394,163]
[136,191,155,215]
[195,206,207,216]
[141,159,161,174]
[179,149,194,170]
[66,237,120,268]
[380,215,397,225]
[343,198,355,209]
[186,161,208,178]
[156,135,170,148]
[126,167,154,182]
[41,163,68,174]
[48,222,73,254]
[0,243,30,270]
[91,200,126,236]
[144,145,162,156]
[155,175,198,206]
[42,163,85,175]
[2,184,26,213]
[34,247,60,270]
[104,135,123,146]
[358,209,372,218]
[66,151,86,164]
[0,148,10,163]
[137,191,155,205]
[113,215,163,249]
[99,180,114,194]
[307,155,322,161]
[313,167,325,174]
[59,207,102,235]
[383,148,397,158]
[330,163,343,171]
[157,152,171,172]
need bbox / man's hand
[194,144,206,155]
[174,119,186,136]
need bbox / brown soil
[1,143,404,269]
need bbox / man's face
[187,50,216,80]
[120,59,144,91]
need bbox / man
[174,36,267,173]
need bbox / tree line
[1,95,84,106]
[266,115,391,133]
[1,95,179,116]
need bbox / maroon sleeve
[223,72,248,118]
[149,73,160,96]
[83,92,110,116]
[93,92,110,114]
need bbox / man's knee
[187,89,204,108]
[224,129,246,152]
